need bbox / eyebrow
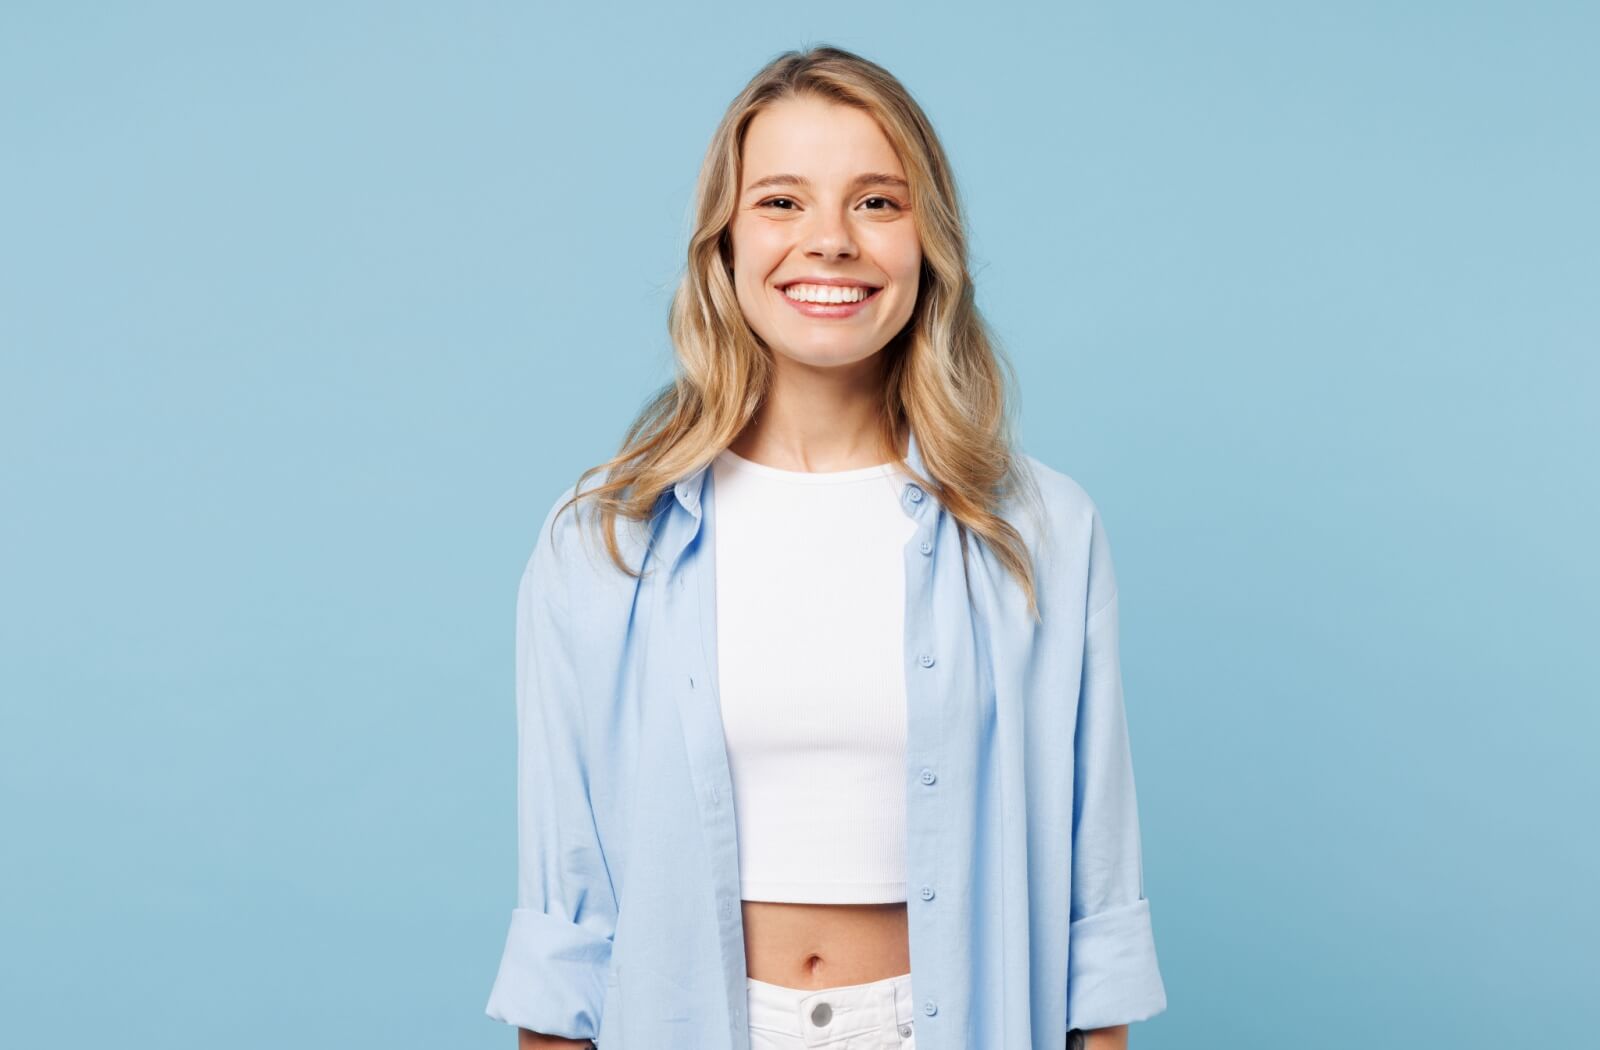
[743,172,910,194]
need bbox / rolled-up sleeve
[1067,511,1167,1031]
[485,496,617,1039]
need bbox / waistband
[745,971,914,1045]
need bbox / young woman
[486,45,1167,1050]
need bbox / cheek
[873,229,923,285]
[730,224,785,287]
[882,236,922,323]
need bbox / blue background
[2,3,1595,1047]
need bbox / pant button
[810,1001,832,1026]
[899,1022,913,1037]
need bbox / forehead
[741,96,905,180]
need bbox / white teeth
[783,283,872,304]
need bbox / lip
[775,282,882,319]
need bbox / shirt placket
[660,467,753,1049]
[900,476,947,1045]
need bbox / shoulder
[525,470,650,595]
[1008,450,1104,548]
[1005,451,1119,615]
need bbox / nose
[802,209,858,260]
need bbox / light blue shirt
[485,428,1167,1048]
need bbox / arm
[484,495,618,1041]
[1066,510,1167,1034]
[1082,1023,1129,1050]
[517,1029,596,1049]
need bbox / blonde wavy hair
[557,43,1045,620]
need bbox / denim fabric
[746,973,916,1050]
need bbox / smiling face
[729,95,922,371]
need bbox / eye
[755,195,904,212]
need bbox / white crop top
[710,445,920,904]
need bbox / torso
[713,444,919,991]
[741,900,910,988]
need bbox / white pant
[746,971,917,1049]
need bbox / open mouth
[777,281,883,305]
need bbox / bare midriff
[741,899,911,989]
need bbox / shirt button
[899,1023,913,1038]
[906,485,923,503]
[920,885,935,900]
[920,768,936,785]
[918,653,935,668]
[922,999,938,1016]
[919,540,932,555]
